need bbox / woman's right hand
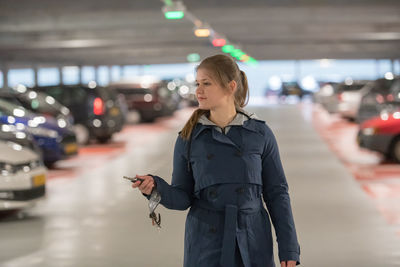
[131,174,155,196]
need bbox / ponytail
[237,70,249,108]
[179,108,209,140]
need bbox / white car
[336,81,369,120]
[0,140,47,210]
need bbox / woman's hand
[281,260,296,267]
[131,174,155,195]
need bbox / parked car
[279,81,307,99]
[33,84,125,144]
[0,140,47,210]
[0,122,41,156]
[335,80,369,120]
[356,78,398,124]
[160,79,183,114]
[109,77,180,123]
[6,87,74,130]
[0,98,78,167]
[390,77,400,101]
[313,82,340,113]
[357,102,400,162]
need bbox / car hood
[361,115,400,134]
[0,141,39,164]
[0,115,72,136]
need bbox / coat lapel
[211,128,240,150]
[193,123,241,149]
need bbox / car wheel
[97,135,112,144]
[390,137,400,163]
[142,116,156,123]
[73,124,90,145]
[126,110,141,124]
[44,160,56,168]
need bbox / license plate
[110,107,120,116]
[65,143,78,154]
[32,174,46,187]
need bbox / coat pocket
[246,210,274,266]
[186,208,223,266]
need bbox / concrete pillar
[122,65,127,80]
[33,66,39,87]
[94,66,99,83]
[397,59,400,75]
[119,66,123,81]
[294,60,301,82]
[79,65,83,85]
[108,66,113,85]
[375,59,380,78]
[1,66,9,89]
[390,59,395,74]
[58,66,63,85]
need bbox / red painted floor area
[309,103,400,238]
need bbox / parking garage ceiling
[0,0,400,67]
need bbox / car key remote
[123,176,145,184]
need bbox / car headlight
[362,127,378,136]
[0,162,17,175]
[57,118,67,128]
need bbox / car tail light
[386,94,394,102]
[376,94,384,104]
[361,127,378,136]
[93,97,104,115]
[337,93,343,101]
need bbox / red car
[358,106,400,162]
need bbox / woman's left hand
[281,260,296,267]
[131,174,155,196]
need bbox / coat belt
[192,198,263,267]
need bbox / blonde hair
[180,54,249,140]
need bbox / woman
[132,54,301,267]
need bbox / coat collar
[192,108,263,140]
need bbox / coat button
[235,187,245,194]
[209,226,217,233]
[207,153,214,160]
[234,150,242,157]
[209,190,217,198]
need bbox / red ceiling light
[212,38,226,47]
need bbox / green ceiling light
[222,44,235,53]
[247,57,258,66]
[231,49,245,59]
[187,53,200,62]
[164,11,184,19]
[162,1,186,20]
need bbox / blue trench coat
[146,110,300,267]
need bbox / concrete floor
[1,103,400,267]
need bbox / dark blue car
[0,98,78,167]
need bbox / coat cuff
[279,247,300,266]
[141,174,167,201]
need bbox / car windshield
[19,91,64,115]
[337,83,366,92]
[0,98,35,117]
[96,86,118,100]
[370,79,395,93]
[113,87,153,95]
